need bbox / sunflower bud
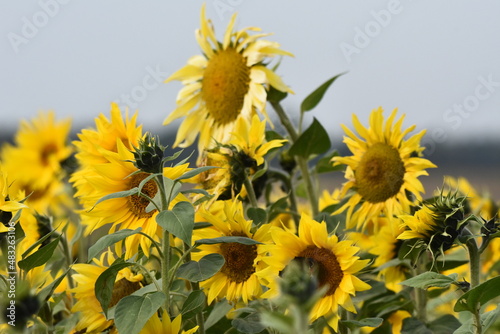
[132,133,165,173]
[279,257,319,305]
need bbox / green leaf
[454,275,500,312]
[401,318,432,334]
[196,236,262,245]
[95,258,134,317]
[21,225,60,259]
[87,228,142,260]
[315,150,344,174]
[342,317,384,330]
[246,207,267,226]
[427,314,461,334]
[114,292,166,334]
[176,166,218,181]
[453,305,500,334]
[232,313,266,334]
[288,118,330,158]
[204,299,233,330]
[90,188,138,211]
[156,201,194,245]
[18,235,61,272]
[267,85,288,103]
[400,272,458,289]
[176,253,225,282]
[181,290,206,320]
[38,269,69,303]
[260,311,294,333]
[300,73,346,113]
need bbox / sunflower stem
[182,242,206,334]
[270,101,319,217]
[243,169,259,209]
[156,173,172,312]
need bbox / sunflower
[332,107,436,231]
[1,111,72,190]
[0,164,27,233]
[193,199,272,305]
[164,4,293,153]
[140,312,198,334]
[1,112,74,216]
[71,251,143,333]
[198,115,286,200]
[71,103,142,199]
[398,193,466,255]
[264,214,371,331]
[75,138,190,258]
[368,222,408,292]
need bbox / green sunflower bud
[132,133,165,173]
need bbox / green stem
[463,229,481,289]
[156,174,171,312]
[243,170,259,209]
[270,101,319,217]
[268,169,300,226]
[411,256,428,323]
[183,243,206,334]
[135,263,162,292]
[60,234,75,290]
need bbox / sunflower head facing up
[398,191,467,256]
[164,4,293,153]
[264,214,371,331]
[332,107,436,231]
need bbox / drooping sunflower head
[398,191,467,256]
[193,200,272,305]
[164,4,294,152]
[198,115,285,201]
[332,107,436,231]
[265,214,371,331]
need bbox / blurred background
[1,0,499,197]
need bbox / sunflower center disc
[127,172,158,218]
[108,278,141,308]
[220,234,257,283]
[297,246,343,296]
[202,47,250,126]
[355,142,405,203]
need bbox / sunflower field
[1,4,500,334]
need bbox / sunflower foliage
[1,5,500,334]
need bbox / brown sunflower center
[41,143,58,166]
[201,47,251,126]
[297,246,343,296]
[219,232,257,283]
[108,278,141,308]
[355,142,405,203]
[126,172,158,218]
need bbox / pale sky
[1,0,500,152]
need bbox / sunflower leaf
[18,235,61,272]
[454,276,500,313]
[300,72,346,113]
[315,150,344,174]
[204,299,233,330]
[156,201,194,245]
[289,118,330,158]
[114,292,166,334]
[89,188,139,211]
[341,317,384,330]
[95,258,135,317]
[181,290,206,320]
[400,272,458,289]
[176,253,225,282]
[232,313,266,334]
[195,236,262,245]
[246,207,267,226]
[175,166,219,181]
[87,228,142,261]
[38,268,70,303]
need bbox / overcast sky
[1,0,500,152]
